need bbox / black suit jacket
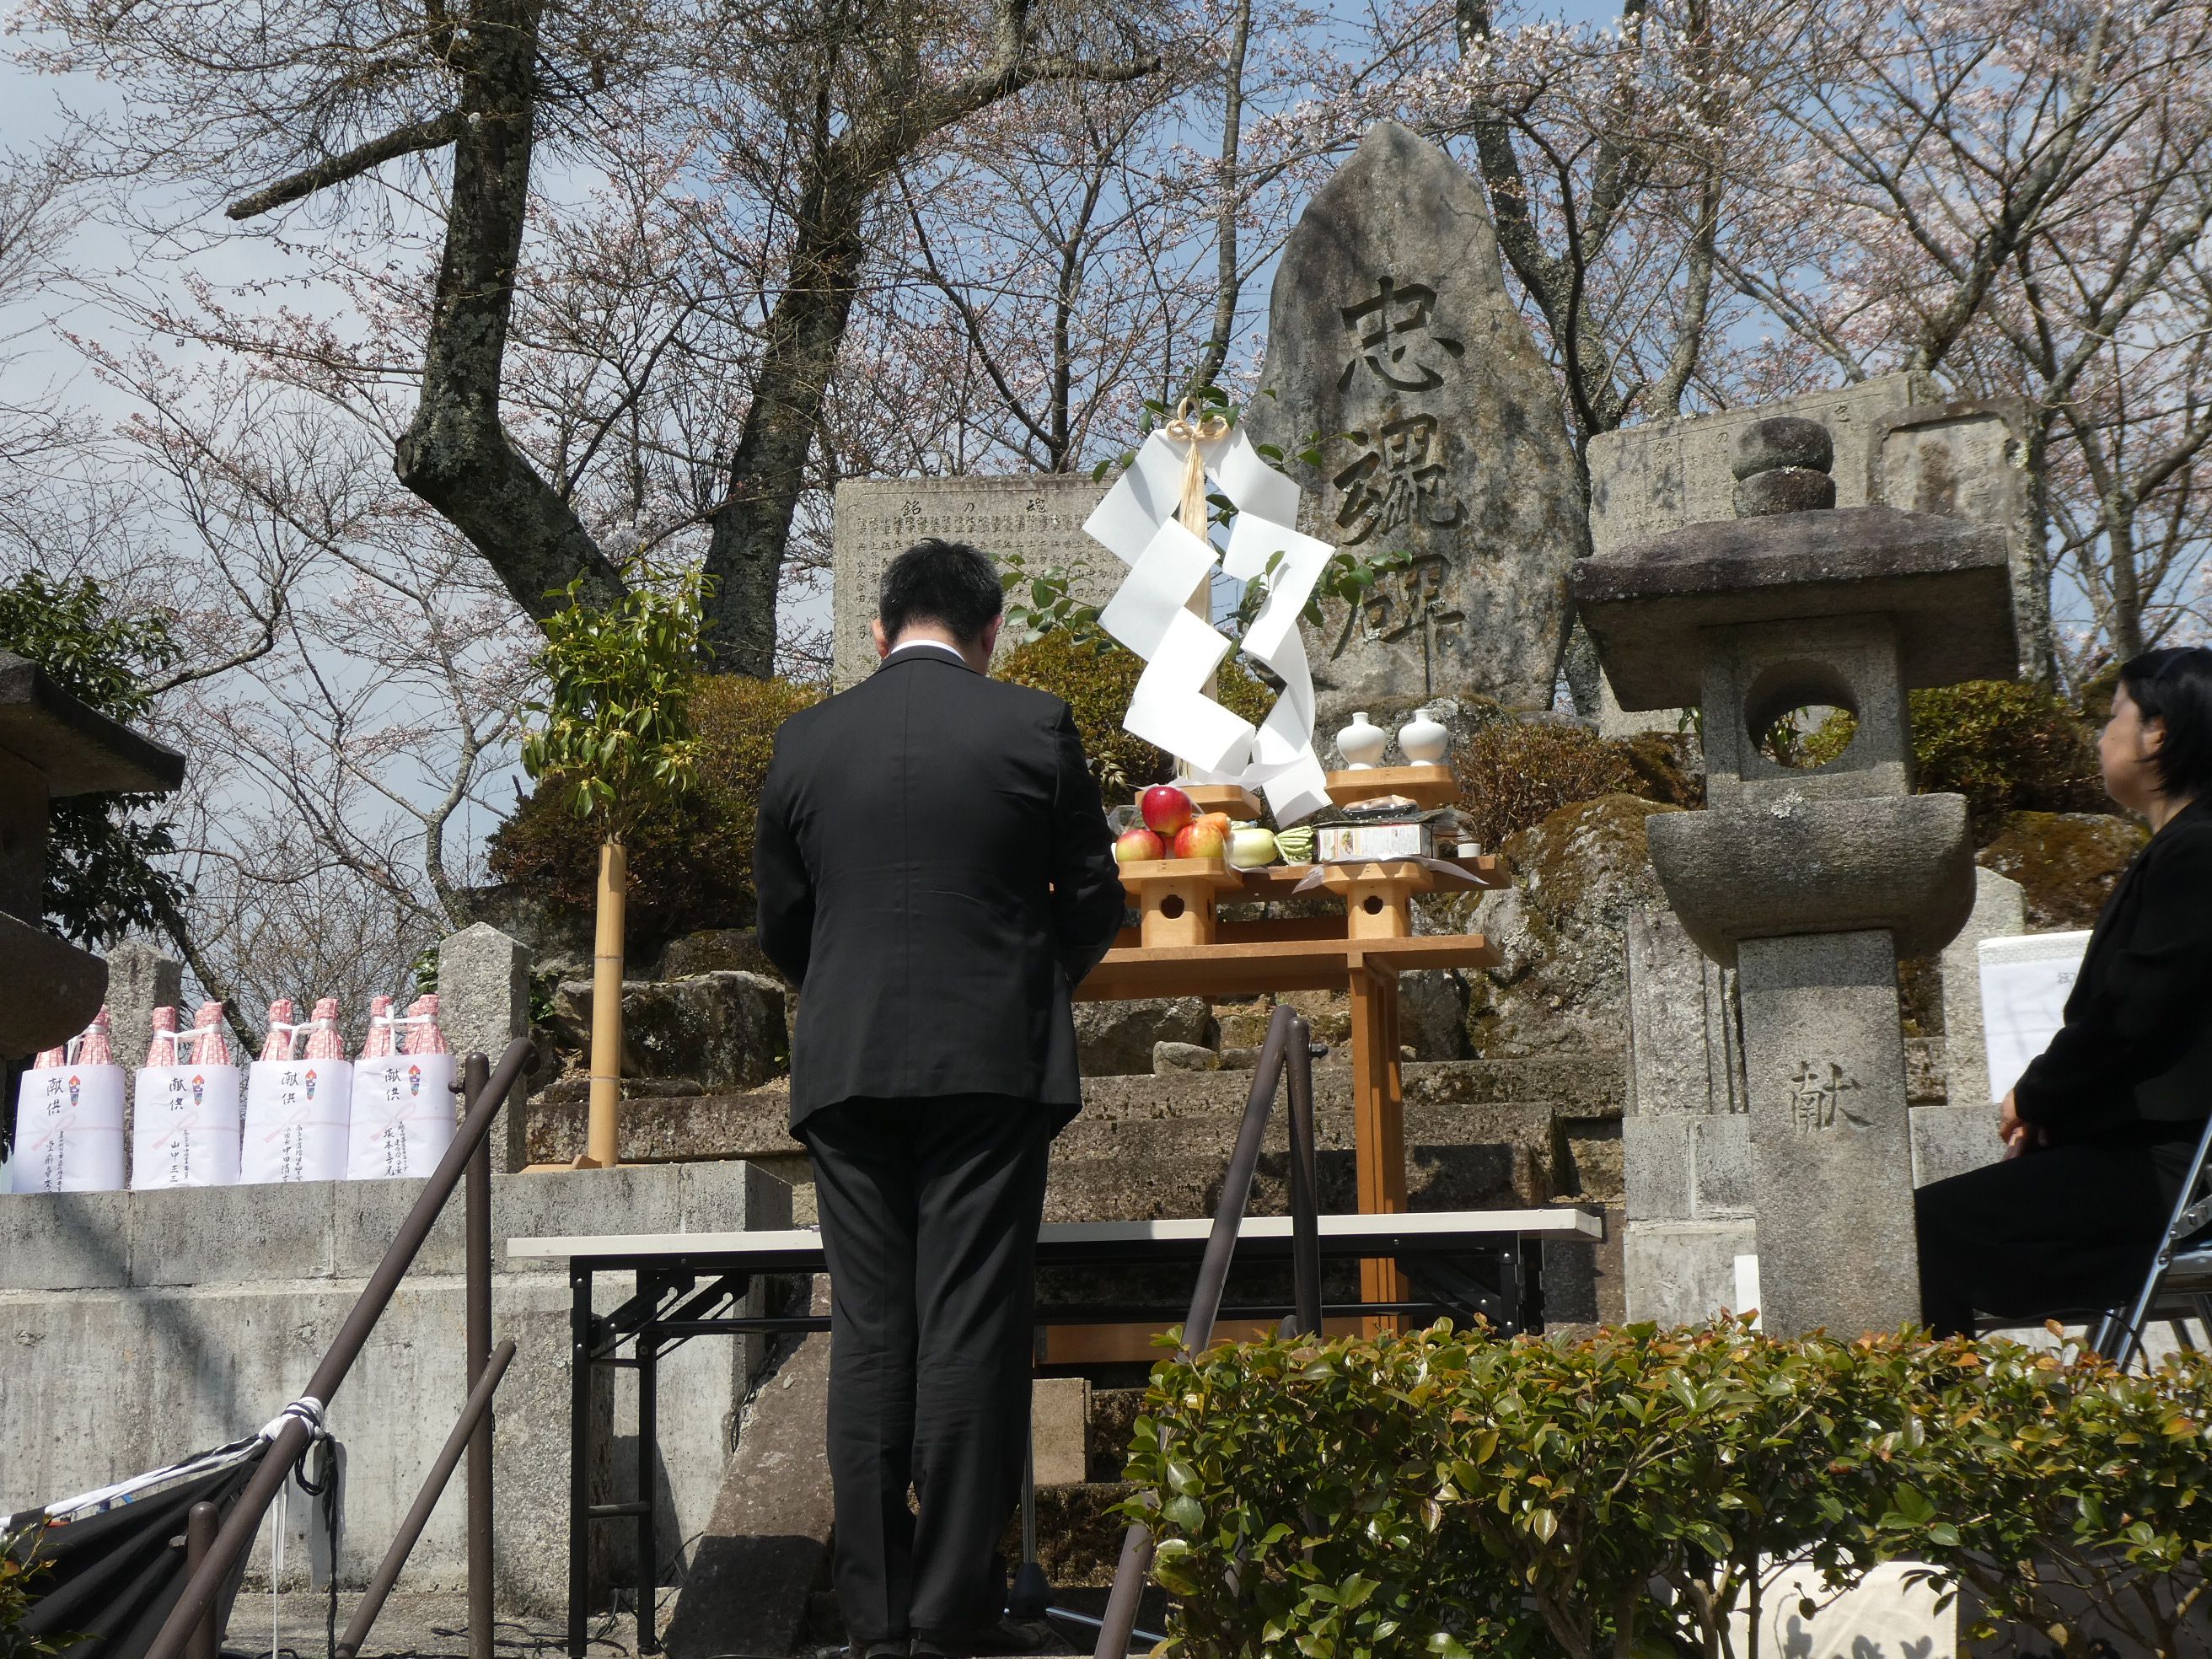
[2014,795,2212,1141]
[752,648,1125,1130]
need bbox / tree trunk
[701,149,873,674]
[392,0,625,623]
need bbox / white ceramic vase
[1396,707,1450,764]
[1335,711,1388,769]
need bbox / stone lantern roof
[0,652,186,796]
[0,651,185,1055]
[1571,419,2016,711]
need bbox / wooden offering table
[1079,766,1506,1334]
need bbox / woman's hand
[1999,1089,2044,1157]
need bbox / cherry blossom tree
[21,0,1164,674]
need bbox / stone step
[523,1055,1622,1165]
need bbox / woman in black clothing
[1916,646,2212,1340]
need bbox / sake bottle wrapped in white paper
[345,994,455,1180]
[11,1008,127,1193]
[241,997,353,1184]
[132,1002,243,1189]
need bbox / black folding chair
[2090,1111,2212,1372]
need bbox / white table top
[507,1206,1603,1263]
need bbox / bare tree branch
[224,110,466,220]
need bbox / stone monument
[830,475,1113,688]
[1574,416,2015,1337]
[103,940,184,1144]
[1243,121,1586,723]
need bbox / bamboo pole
[588,837,626,1168]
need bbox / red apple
[1114,825,1164,865]
[1140,784,1195,836]
[1173,818,1227,860]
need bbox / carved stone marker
[1243,121,1585,722]
[105,940,183,1148]
[1621,907,1755,1323]
[438,921,534,1172]
[830,475,1112,688]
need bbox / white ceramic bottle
[1335,711,1388,769]
[1396,706,1450,764]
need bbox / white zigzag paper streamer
[1083,427,1333,825]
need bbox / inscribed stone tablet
[830,475,1112,688]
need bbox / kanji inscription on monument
[1786,1060,1868,1132]
[1243,121,1585,721]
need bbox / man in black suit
[753,539,1124,1659]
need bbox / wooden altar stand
[1068,765,1506,1356]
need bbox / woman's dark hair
[2118,645,2212,803]
[878,538,1003,646]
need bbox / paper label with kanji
[12,1063,126,1193]
[131,1063,243,1189]
[241,1057,352,1184]
[344,1052,456,1181]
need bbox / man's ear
[872,617,890,659]
[980,615,1003,659]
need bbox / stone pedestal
[1737,931,1921,1335]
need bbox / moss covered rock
[1427,792,1683,1057]
[1449,715,1699,853]
[1977,810,2145,931]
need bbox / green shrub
[2,1522,78,1659]
[1450,720,1699,852]
[1799,680,2102,833]
[997,632,1273,808]
[487,674,819,949]
[1126,1322,2211,1659]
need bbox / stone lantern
[1571,416,2016,1337]
[0,651,185,1056]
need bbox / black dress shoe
[851,1640,909,1659]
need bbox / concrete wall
[0,1161,791,1615]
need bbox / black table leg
[637,1308,661,1653]
[569,1262,593,1659]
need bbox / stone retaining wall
[0,1161,789,1614]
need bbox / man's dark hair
[2118,645,2212,803]
[878,538,1003,646]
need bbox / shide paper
[1085,426,1333,824]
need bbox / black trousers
[798,1095,1055,1644]
[1914,1128,2199,1339]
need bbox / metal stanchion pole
[464,1052,496,1659]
